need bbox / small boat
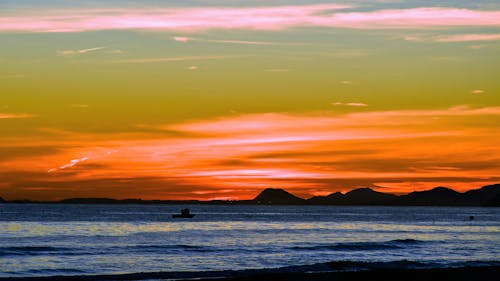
[172,208,195,218]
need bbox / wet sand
[1,266,499,281]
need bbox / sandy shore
[1,266,499,281]
[196,266,500,281]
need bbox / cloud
[1,106,499,200]
[173,36,303,46]
[173,36,191,42]
[114,55,233,64]
[1,5,499,33]
[436,34,500,42]
[58,46,106,56]
[332,102,368,107]
[48,156,89,173]
[470,89,485,94]
[405,33,500,42]
[0,113,35,119]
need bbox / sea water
[0,204,499,277]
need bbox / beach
[1,265,498,281]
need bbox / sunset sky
[1,0,499,200]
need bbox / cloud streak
[2,106,498,200]
[0,113,35,119]
[332,102,368,107]
[58,46,106,56]
[113,55,233,64]
[173,36,303,46]
[405,33,500,42]
[1,5,499,33]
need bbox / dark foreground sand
[1,266,499,281]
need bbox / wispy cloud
[405,33,500,42]
[1,5,499,33]
[0,113,35,119]
[173,36,303,46]
[1,106,499,200]
[58,46,106,56]
[114,55,233,64]
[471,89,485,94]
[48,157,89,173]
[332,102,368,107]
[436,34,500,42]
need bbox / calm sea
[0,204,499,278]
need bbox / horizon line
[2,183,498,202]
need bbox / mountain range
[1,184,498,206]
[255,184,500,206]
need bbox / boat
[172,208,195,218]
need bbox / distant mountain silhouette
[308,188,397,205]
[253,188,306,204]
[396,187,463,206]
[463,184,500,206]
[2,184,499,206]
[308,192,343,204]
[307,185,499,206]
[344,188,398,205]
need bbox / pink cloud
[332,102,368,107]
[405,33,500,42]
[173,36,191,42]
[1,5,499,33]
[435,34,500,42]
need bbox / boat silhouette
[172,208,195,218]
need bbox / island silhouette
[1,184,498,206]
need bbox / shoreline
[1,264,499,281]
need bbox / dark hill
[397,187,463,206]
[307,188,397,205]
[308,192,343,204]
[253,188,306,205]
[0,196,5,203]
[464,184,500,206]
[344,188,398,205]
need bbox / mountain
[308,192,343,204]
[397,187,463,206]
[2,184,499,206]
[253,188,306,205]
[463,184,500,206]
[343,188,398,205]
[307,188,397,205]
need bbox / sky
[0,0,499,201]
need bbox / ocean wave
[0,244,214,257]
[289,239,426,251]
[0,246,72,256]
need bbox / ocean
[0,204,499,278]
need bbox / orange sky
[1,1,499,200]
[1,106,499,200]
